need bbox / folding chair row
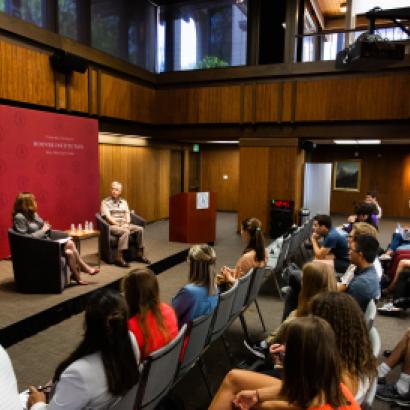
[113,266,268,408]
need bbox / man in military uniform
[101,181,150,267]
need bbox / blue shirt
[347,265,380,312]
[323,228,349,264]
[172,284,218,327]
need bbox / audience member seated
[217,217,267,289]
[345,202,379,232]
[13,192,98,285]
[0,345,21,410]
[338,222,382,297]
[123,268,178,359]
[209,316,360,410]
[342,234,380,311]
[376,327,410,406]
[380,225,410,261]
[27,289,140,409]
[311,292,377,404]
[101,181,150,267]
[172,244,218,328]
[378,262,410,314]
[364,191,382,219]
[245,261,336,360]
[311,214,350,274]
[382,258,410,296]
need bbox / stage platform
[0,219,189,347]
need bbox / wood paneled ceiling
[317,0,346,17]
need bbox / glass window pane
[91,0,125,60]
[158,0,247,72]
[0,0,5,12]
[58,0,78,41]
[5,0,45,28]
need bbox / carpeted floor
[5,212,410,410]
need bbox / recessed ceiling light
[334,140,357,144]
[357,140,381,144]
[333,139,381,145]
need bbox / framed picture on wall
[333,160,361,191]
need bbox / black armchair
[96,213,146,264]
[8,229,68,293]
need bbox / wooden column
[238,138,305,233]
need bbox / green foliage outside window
[195,55,228,69]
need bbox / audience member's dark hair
[311,292,377,383]
[53,289,139,395]
[366,191,377,199]
[354,234,379,263]
[313,214,332,229]
[280,316,346,408]
[122,269,170,356]
[241,217,265,262]
[355,202,376,219]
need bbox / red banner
[0,105,99,258]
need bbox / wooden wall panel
[155,88,198,124]
[99,144,171,221]
[311,146,410,217]
[90,69,98,115]
[295,73,410,121]
[156,85,241,124]
[55,72,67,110]
[69,71,88,113]
[254,83,281,122]
[201,148,239,211]
[282,82,294,122]
[238,147,270,230]
[99,73,154,123]
[197,86,241,123]
[243,84,254,123]
[0,39,55,107]
[268,146,304,214]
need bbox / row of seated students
[1,217,267,409]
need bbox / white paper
[196,192,209,209]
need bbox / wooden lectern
[169,192,216,243]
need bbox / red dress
[128,303,178,359]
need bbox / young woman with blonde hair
[172,244,218,327]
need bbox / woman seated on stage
[172,244,219,328]
[310,292,377,404]
[123,269,178,359]
[218,217,267,288]
[27,289,140,410]
[209,316,360,410]
[12,192,99,285]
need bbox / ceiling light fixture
[340,2,347,13]
[333,139,381,145]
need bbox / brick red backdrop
[0,105,99,258]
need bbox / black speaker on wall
[50,51,88,75]
[269,199,295,239]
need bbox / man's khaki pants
[109,224,144,256]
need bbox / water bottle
[396,223,401,234]
[85,221,89,232]
[78,223,82,233]
[70,224,75,233]
[89,222,94,232]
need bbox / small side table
[66,230,100,267]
